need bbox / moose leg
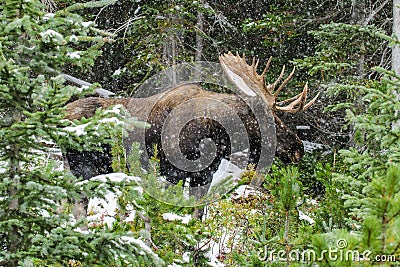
[64,144,114,229]
[188,135,231,219]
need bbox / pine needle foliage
[0,0,162,265]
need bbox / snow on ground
[231,184,260,199]
[182,252,190,263]
[194,234,226,267]
[210,149,249,190]
[298,209,315,224]
[168,251,191,266]
[84,173,142,227]
[210,159,243,189]
[204,241,225,267]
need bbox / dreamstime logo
[122,61,277,207]
[258,239,374,263]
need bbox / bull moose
[64,52,318,194]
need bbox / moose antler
[219,51,319,113]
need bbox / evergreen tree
[310,68,400,266]
[0,0,162,265]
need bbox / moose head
[219,52,319,163]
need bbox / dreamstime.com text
[258,239,398,263]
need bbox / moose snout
[275,143,304,164]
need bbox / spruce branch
[65,0,118,13]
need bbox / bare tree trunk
[8,109,22,266]
[194,0,205,82]
[393,0,400,130]
[195,1,204,62]
[137,211,154,247]
[393,0,400,74]
[351,0,366,78]
[163,0,179,84]
[351,0,365,24]
[171,35,177,84]
[163,34,177,84]
[9,109,22,211]
[348,0,366,146]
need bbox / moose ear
[220,61,257,97]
